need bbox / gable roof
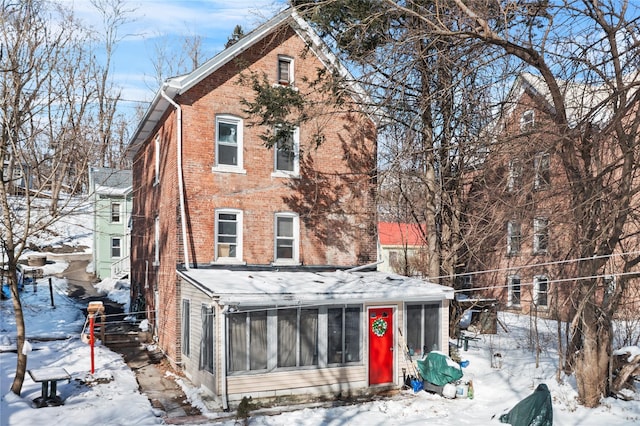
[89,167,132,195]
[126,8,371,159]
[378,222,425,247]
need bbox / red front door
[368,307,394,385]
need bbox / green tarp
[499,383,553,426]
[416,351,463,386]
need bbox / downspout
[160,86,190,270]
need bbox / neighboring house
[2,159,33,195]
[126,9,453,409]
[464,72,640,320]
[377,222,427,276]
[89,167,132,281]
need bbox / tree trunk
[574,301,611,407]
[8,270,27,395]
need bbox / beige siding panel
[227,366,366,395]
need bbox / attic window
[520,110,535,130]
[278,56,293,85]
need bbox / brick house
[464,72,640,321]
[126,9,453,408]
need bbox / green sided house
[89,167,132,281]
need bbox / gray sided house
[89,167,132,281]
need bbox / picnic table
[28,367,71,408]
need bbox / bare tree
[89,0,134,169]
[0,0,103,396]
[292,0,640,407]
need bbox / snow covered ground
[1,204,640,425]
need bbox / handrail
[111,256,130,278]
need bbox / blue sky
[64,0,287,113]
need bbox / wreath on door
[372,317,388,337]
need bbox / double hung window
[533,217,549,254]
[508,275,521,306]
[274,127,299,176]
[534,275,549,307]
[111,237,121,258]
[215,115,244,172]
[215,209,243,262]
[274,213,299,264]
[507,220,521,255]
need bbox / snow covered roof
[89,168,132,195]
[178,268,453,307]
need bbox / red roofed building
[378,222,428,276]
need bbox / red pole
[89,314,95,374]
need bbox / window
[154,135,160,185]
[406,304,440,357]
[533,217,549,254]
[278,56,293,85]
[215,115,244,171]
[507,220,521,255]
[507,159,522,192]
[182,299,190,357]
[154,216,160,266]
[328,306,361,364]
[228,304,363,373]
[111,237,121,258]
[520,109,535,130]
[215,209,243,263]
[534,275,549,307]
[274,213,299,264]
[200,305,214,373]
[111,202,121,223]
[277,308,318,368]
[534,152,550,189]
[229,311,267,372]
[508,275,521,306]
[274,127,299,175]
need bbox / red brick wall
[131,24,377,362]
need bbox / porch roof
[178,269,454,307]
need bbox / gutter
[160,86,190,270]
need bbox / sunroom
[177,268,454,409]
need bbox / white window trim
[111,237,122,259]
[507,220,521,256]
[271,126,300,178]
[533,275,549,308]
[272,212,300,266]
[154,135,160,186]
[507,275,521,307]
[213,208,244,265]
[212,114,246,174]
[111,201,121,223]
[277,55,294,86]
[520,109,535,130]
[533,217,549,254]
[507,159,521,192]
[534,152,550,190]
